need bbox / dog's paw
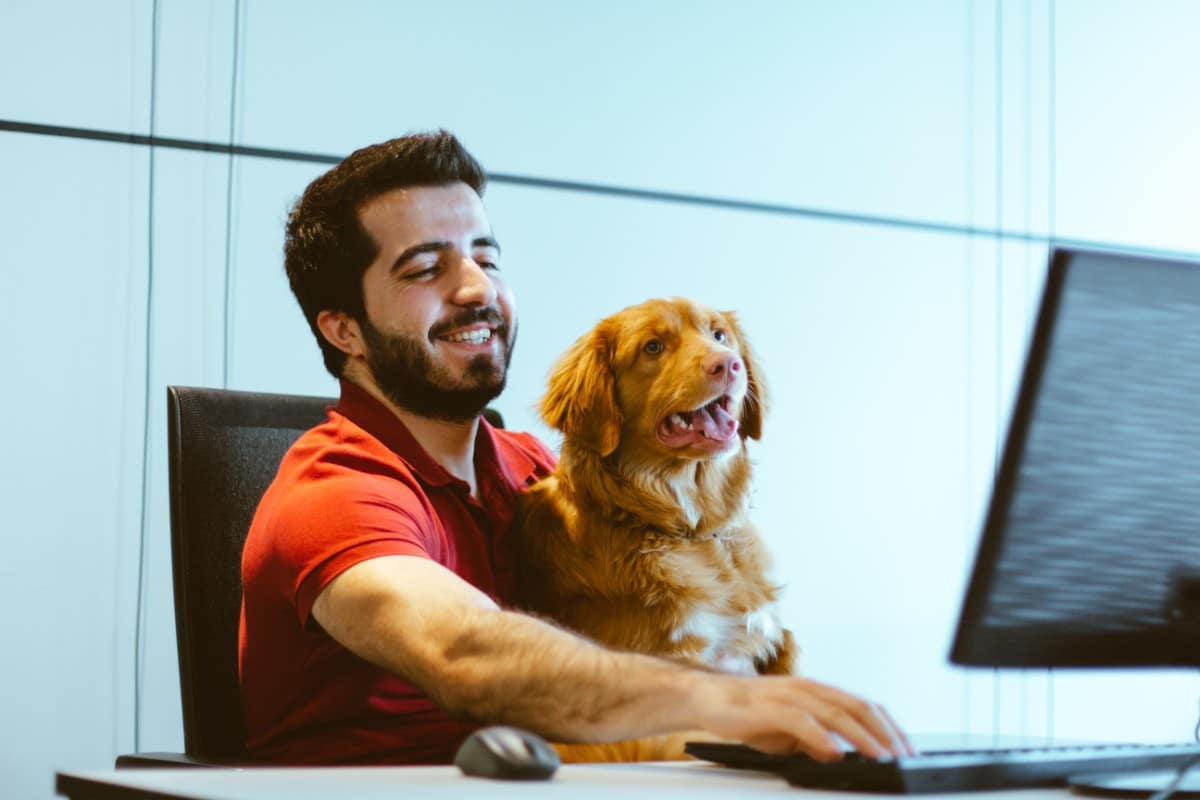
[744,607,784,646]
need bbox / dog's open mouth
[656,395,739,449]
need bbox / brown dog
[512,297,795,760]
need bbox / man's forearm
[406,607,716,741]
[311,556,910,759]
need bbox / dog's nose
[705,353,742,378]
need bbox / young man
[239,131,911,765]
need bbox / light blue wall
[2,1,1199,797]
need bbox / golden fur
[512,297,796,761]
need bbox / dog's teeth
[670,414,686,428]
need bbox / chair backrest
[167,385,332,759]
[166,386,505,760]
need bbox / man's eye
[644,340,664,355]
[478,260,499,271]
[713,329,728,343]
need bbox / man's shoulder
[244,414,438,575]
[261,412,429,515]
[294,409,411,465]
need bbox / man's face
[354,182,516,421]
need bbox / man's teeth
[444,328,492,344]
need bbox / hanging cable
[1147,694,1200,800]
[1147,756,1200,800]
[133,0,161,752]
[222,0,242,388]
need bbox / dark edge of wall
[3,117,1198,262]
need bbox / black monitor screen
[951,248,1200,667]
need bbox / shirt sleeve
[267,470,443,627]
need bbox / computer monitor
[952,247,1200,668]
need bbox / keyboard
[684,741,1200,794]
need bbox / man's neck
[345,371,480,496]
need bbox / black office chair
[118,385,333,767]
[117,385,502,768]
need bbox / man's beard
[359,307,514,423]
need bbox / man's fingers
[705,675,912,763]
[748,716,843,762]
[877,703,916,756]
[811,703,889,760]
[851,700,911,758]
[802,681,911,758]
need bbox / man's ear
[541,323,622,456]
[316,310,367,359]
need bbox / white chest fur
[671,604,785,674]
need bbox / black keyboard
[684,741,1200,794]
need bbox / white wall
[2,1,1199,797]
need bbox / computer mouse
[453,725,561,780]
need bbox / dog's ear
[541,322,622,456]
[725,311,766,440]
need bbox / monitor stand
[1070,771,1200,798]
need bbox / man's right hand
[692,672,914,761]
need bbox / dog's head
[541,297,765,459]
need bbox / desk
[55,762,1072,800]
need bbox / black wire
[1047,0,1056,245]
[222,0,242,389]
[1150,694,1200,800]
[1044,5,1057,740]
[5,116,1200,264]
[993,0,1005,473]
[133,0,161,753]
[1194,690,1199,742]
[1147,755,1200,800]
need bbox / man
[239,130,911,765]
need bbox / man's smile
[437,323,495,346]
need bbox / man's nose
[703,352,743,380]
[452,258,497,306]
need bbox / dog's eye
[712,329,728,343]
[643,340,664,355]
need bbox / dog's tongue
[657,399,740,449]
[693,400,738,441]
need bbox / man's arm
[310,555,911,761]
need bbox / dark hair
[283,130,487,377]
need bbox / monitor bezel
[950,247,1200,667]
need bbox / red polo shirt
[238,380,556,765]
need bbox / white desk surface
[55,761,1075,800]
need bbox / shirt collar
[473,413,541,492]
[335,379,538,490]
[335,379,455,487]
